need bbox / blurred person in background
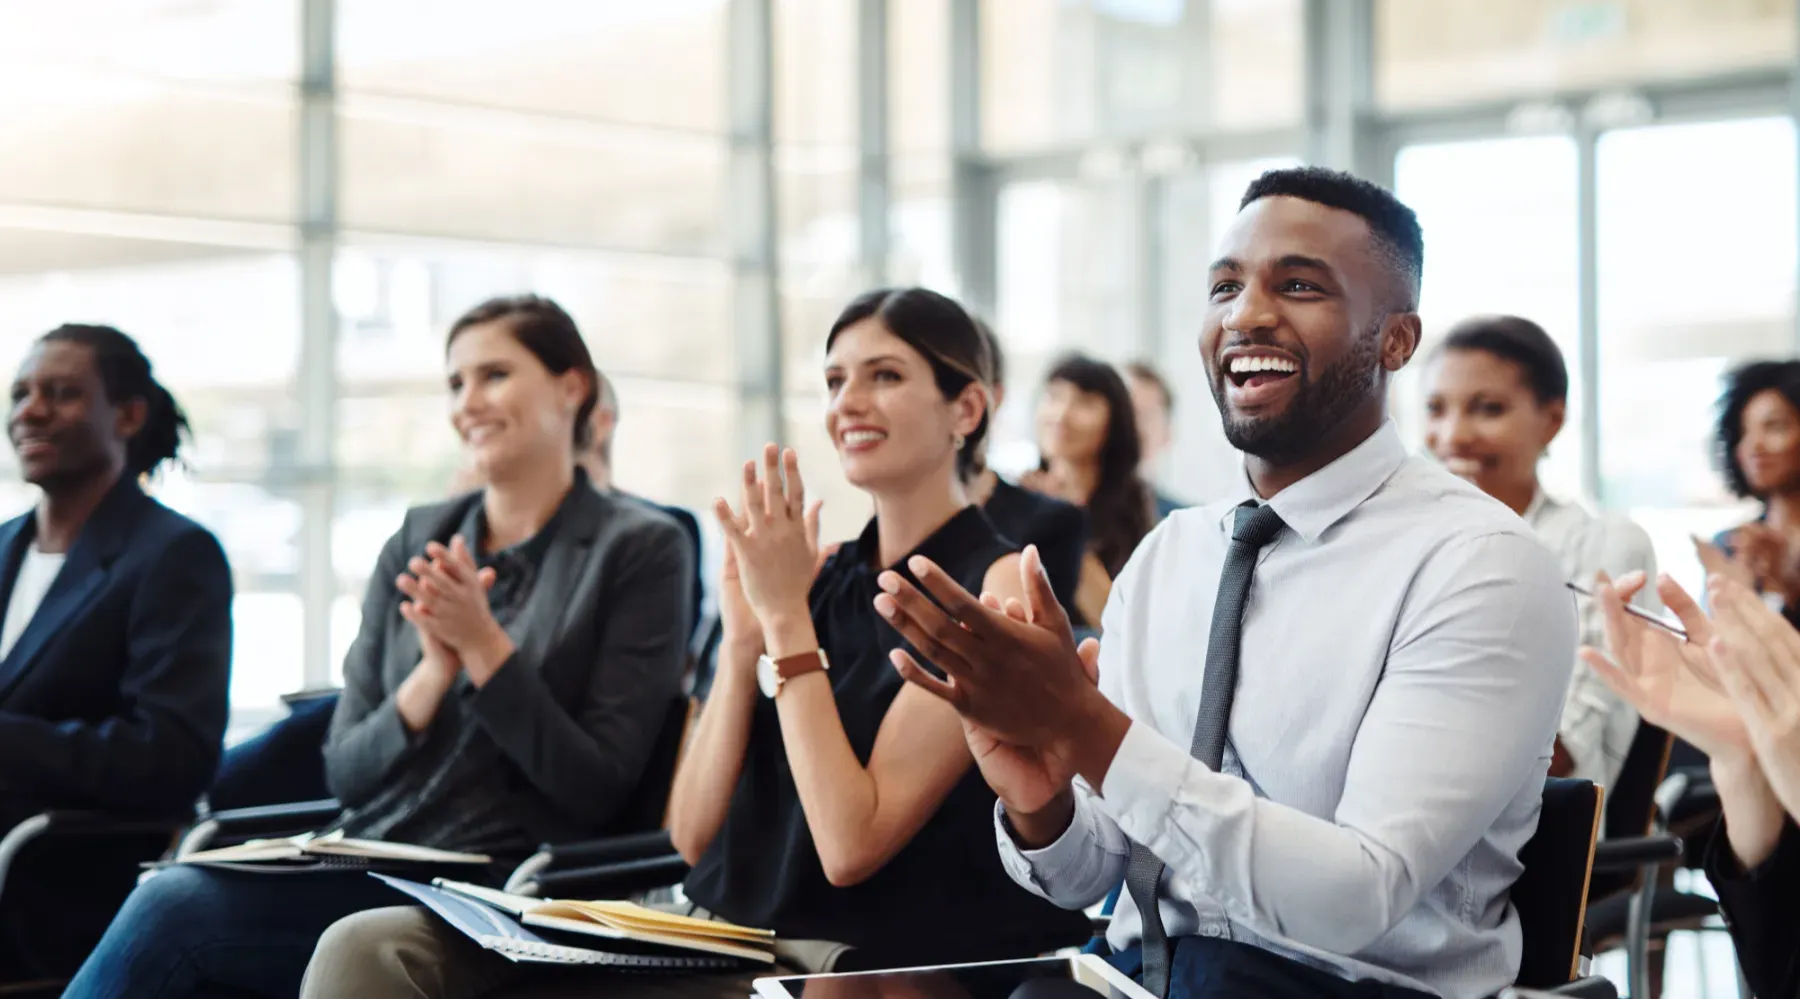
[1421,314,1657,790]
[965,318,1088,622]
[300,287,1090,998]
[1583,572,1798,999]
[1124,360,1188,520]
[1026,353,1155,627]
[63,295,694,999]
[1702,359,1800,627]
[0,325,231,982]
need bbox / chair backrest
[608,694,696,836]
[1511,777,1603,990]
[1604,722,1673,841]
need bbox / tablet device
[753,954,1154,999]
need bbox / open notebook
[175,829,491,869]
[376,875,776,970]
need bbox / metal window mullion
[297,0,338,691]
[729,0,783,453]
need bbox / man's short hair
[1239,166,1424,310]
[1124,360,1173,414]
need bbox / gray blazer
[322,483,694,848]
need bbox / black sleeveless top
[683,506,1091,967]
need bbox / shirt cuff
[1097,719,1196,851]
[993,797,1097,895]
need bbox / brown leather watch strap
[771,649,829,682]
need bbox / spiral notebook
[373,875,768,970]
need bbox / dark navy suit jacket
[0,477,232,817]
[0,475,232,978]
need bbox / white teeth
[842,430,886,445]
[1228,355,1298,375]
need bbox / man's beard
[1212,325,1382,464]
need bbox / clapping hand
[1708,576,1800,822]
[712,445,824,637]
[1579,571,1750,762]
[907,546,1103,819]
[878,544,1123,829]
[396,536,514,681]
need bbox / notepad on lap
[177,829,491,868]
[380,876,775,969]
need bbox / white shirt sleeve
[1090,531,1576,955]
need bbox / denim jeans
[1106,939,1439,999]
[61,865,410,999]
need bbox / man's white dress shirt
[995,422,1576,999]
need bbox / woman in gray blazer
[62,294,696,999]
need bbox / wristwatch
[757,649,830,699]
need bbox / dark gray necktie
[1124,501,1286,997]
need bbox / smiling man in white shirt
[874,167,1576,999]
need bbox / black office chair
[0,809,194,995]
[1585,766,1731,999]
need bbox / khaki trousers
[300,903,851,999]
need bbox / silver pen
[1564,581,1688,639]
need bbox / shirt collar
[1523,487,1550,523]
[1213,421,1408,544]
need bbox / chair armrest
[1591,834,1684,873]
[178,798,342,857]
[1551,975,1619,998]
[0,810,189,900]
[1500,977,1619,999]
[531,854,691,899]
[502,831,677,895]
[541,831,674,868]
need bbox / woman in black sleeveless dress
[299,288,1090,999]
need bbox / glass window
[982,0,1301,153]
[0,1,300,82]
[337,1,727,133]
[340,103,726,255]
[893,0,951,153]
[1393,136,1583,502]
[1596,116,1793,590]
[1377,0,1796,111]
[1208,0,1305,130]
[776,0,857,148]
[892,155,956,293]
[0,80,296,222]
[335,241,733,389]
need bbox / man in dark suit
[0,324,232,980]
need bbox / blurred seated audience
[1123,360,1188,519]
[1024,354,1155,627]
[1583,573,1799,999]
[300,287,1091,998]
[61,295,694,999]
[1421,315,1656,790]
[1703,359,1800,626]
[0,324,231,981]
[964,318,1088,621]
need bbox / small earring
[953,433,966,451]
